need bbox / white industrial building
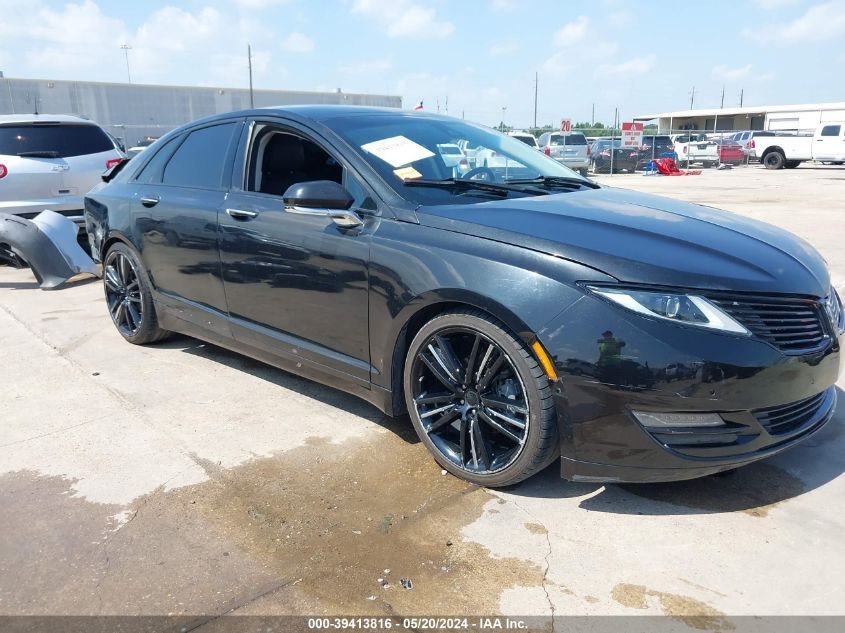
[634,102,845,134]
[1,76,402,147]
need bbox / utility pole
[689,85,695,110]
[720,85,725,109]
[591,103,595,127]
[739,88,744,107]
[533,71,538,129]
[248,44,254,108]
[501,106,507,131]
[120,44,132,84]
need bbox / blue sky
[0,0,843,128]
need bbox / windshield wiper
[16,150,60,158]
[505,175,600,190]
[403,178,548,197]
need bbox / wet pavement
[1,165,844,622]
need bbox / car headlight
[825,287,844,333]
[587,286,750,335]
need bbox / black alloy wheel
[102,242,170,345]
[405,310,558,486]
[104,249,143,336]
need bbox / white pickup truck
[754,123,845,169]
[670,133,720,167]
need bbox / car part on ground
[0,210,98,289]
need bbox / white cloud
[488,39,520,57]
[554,15,589,46]
[540,52,571,76]
[752,0,798,8]
[339,58,393,74]
[744,2,845,42]
[235,0,292,7]
[491,0,516,10]
[596,54,656,76]
[351,0,454,39]
[281,32,314,53]
[712,63,753,81]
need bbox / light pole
[120,44,132,84]
[501,106,507,131]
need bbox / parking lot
[2,164,844,625]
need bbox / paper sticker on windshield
[393,166,422,180]
[361,135,434,167]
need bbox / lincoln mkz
[84,107,843,486]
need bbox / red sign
[560,119,571,133]
[621,122,644,147]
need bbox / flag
[413,100,423,110]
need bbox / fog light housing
[632,411,724,428]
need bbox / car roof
[0,113,98,126]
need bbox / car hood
[417,187,830,297]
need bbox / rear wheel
[404,310,558,487]
[103,242,170,345]
[763,151,785,170]
[785,161,800,169]
[703,161,713,168]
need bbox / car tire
[763,151,785,170]
[578,168,588,177]
[403,309,558,487]
[785,161,800,169]
[103,242,170,345]
[703,161,713,168]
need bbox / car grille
[709,296,828,352]
[753,389,833,436]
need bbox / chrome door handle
[140,195,160,207]
[226,208,259,220]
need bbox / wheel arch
[761,146,785,159]
[101,230,136,261]
[386,289,536,417]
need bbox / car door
[218,119,375,383]
[133,119,242,334]
[814,124,845,161]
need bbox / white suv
[0,114,123,225]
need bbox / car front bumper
[538,294,843,483]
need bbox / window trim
[158,119,243,191]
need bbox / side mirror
[282,180,362,229]
[282,180,353,210]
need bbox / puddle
[612,583,734,631]
[1,433,547,615]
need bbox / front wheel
[404,310,558,487]
[103,242,170,345]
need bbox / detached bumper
[0,198,86,225]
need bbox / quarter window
[820,125,841,137]
[162,122,237,189]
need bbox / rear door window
[820,125,841,137]
[162,122,238,189]
[0,123,114,157]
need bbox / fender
[0,211,98,290]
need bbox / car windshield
[328,114,587,205]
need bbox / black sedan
[589,138,641,173]
[84,106,843,487]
